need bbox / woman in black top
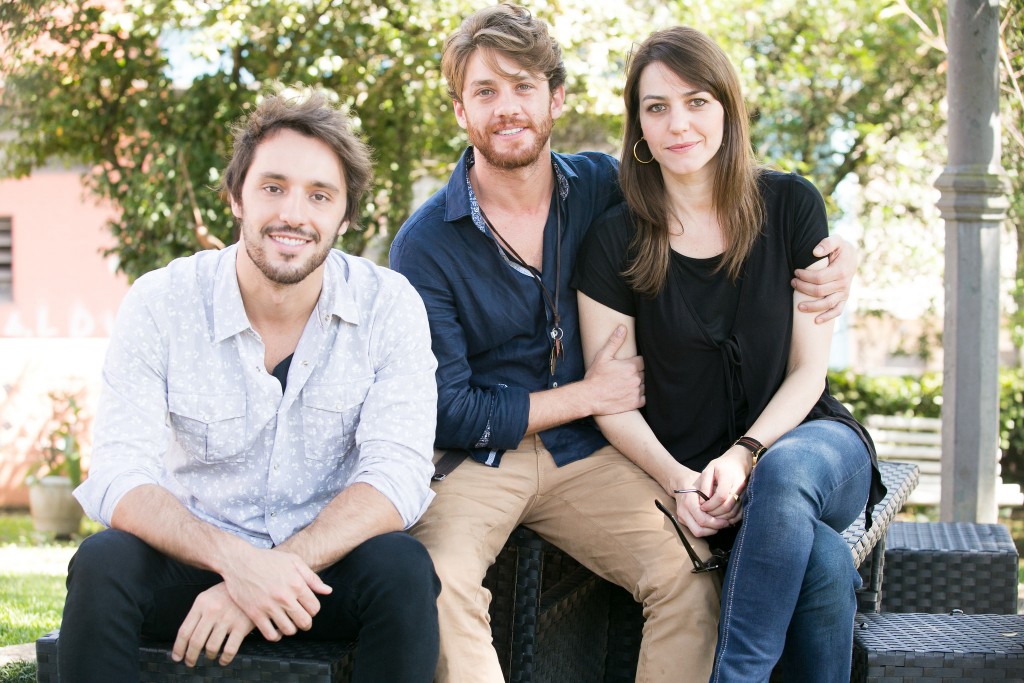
[573,27,884,682]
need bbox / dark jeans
[59,528,440,683]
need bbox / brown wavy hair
[220,87,373,229]
[442,3,566,103]
[619,27,764,296]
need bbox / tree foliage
[1001,0,1024,360]
[0,0,471,276]
[1,0,948,284]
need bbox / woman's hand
[674,448,749,536]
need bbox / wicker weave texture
[603,586,643,683]
[36,631,353,682]
[883,522,1018,614]
[852,612,1024,681]
[531,567,609,683]
[35,632,60,683]
[843,461,920,568]
[507,527,612,683]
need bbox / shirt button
[552,382,558,388]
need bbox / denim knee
[348,532,441,604]
[805,524,860,597]
[67,528,154,589]
[751,421,869,508]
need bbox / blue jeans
[59,529,440,683]
[710,420,872,683]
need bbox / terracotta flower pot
[29,475,84,537]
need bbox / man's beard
[242,221,337,286]
[468,114,554,171]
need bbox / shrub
[827,369,1024,486]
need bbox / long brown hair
[619,27,764,296]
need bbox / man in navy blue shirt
[390,6,858,682]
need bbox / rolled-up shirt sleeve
[74,279,172,527]
[349,274,439,528]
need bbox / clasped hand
[171,547,331,667]
[673,448,749,537]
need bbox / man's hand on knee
[220,547,331,641]
[172,583,253,667]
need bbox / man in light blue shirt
[61,88,440,683]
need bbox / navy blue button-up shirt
[390,147,623,467]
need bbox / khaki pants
[411,436,720,683]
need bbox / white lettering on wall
[1,306,119,337]
[69,305,96,337]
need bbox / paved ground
[0,642,34,665]
[0,545,75,575]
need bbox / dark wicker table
[882,521,1018,614]
[852,612,1024,682]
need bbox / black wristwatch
[733,436,767,469]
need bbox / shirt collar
[211,245,250,343]
[315,251,361,327]
[211,246,360,343]
[443,147,574,228]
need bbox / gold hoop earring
[633,137,655,164]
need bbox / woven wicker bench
[34,462,919,682]
[34,527,608,683]
[36,634,353,682]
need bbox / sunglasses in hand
[655,493,729,574]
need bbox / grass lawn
[0,661,35,683]
[0,512,100,683]
[0,512,100,648]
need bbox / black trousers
[59,528,440,683]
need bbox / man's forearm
[275,482,404,571]
[110,484,253,575]
[524,381,597,435]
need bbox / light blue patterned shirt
[76,244,437,548]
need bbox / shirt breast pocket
[168,392,247,464]
[301,379,373,462]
